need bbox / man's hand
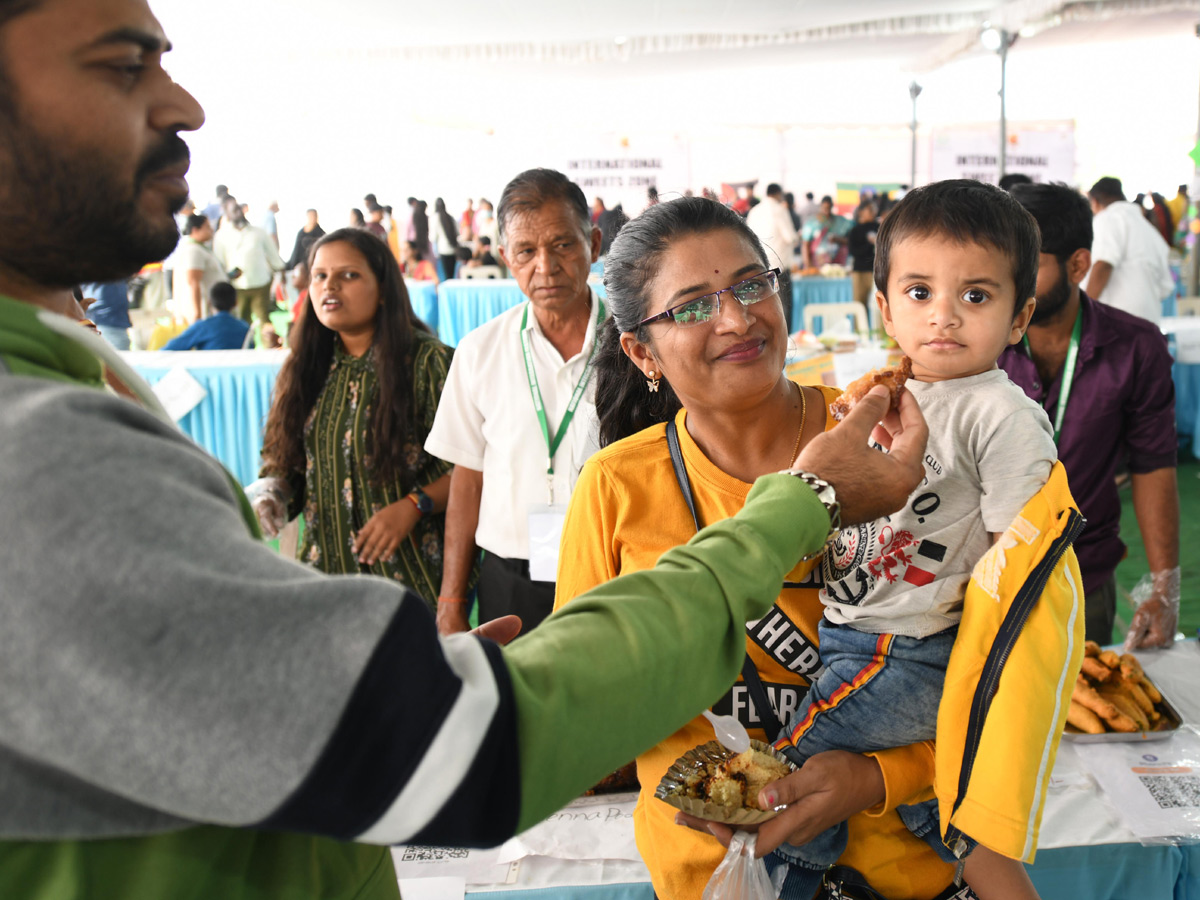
[1125,568,1181,650]
[674,750,885,857]
[244,477,290,539]
[472,615,522,645]
[793,385,928,526]
[353,500,419,566]
[437,600,472,636]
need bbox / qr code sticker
[399,846,470,862]
[1138,775,1200,809]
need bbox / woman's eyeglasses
[638,268,781,329]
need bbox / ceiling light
[980,27,1003,52]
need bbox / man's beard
[1030,264,1072,326]
[0,118,188,288]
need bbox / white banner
[930,123,1075,185]
[562,141,688,210]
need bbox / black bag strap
[666,419,783,739]
[740,654,784,740]
[665,420,700,531]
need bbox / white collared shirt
[424,290,605,560]
[1090,201,1174,324]
[212,223,284,290]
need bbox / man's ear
[498,244,510,268]
[1066,247,1091,286]
[589,226,602,264]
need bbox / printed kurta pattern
[296,330,453,608]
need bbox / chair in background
[461,265,503,280]
[803,302,869,336]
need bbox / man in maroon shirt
[1000,182,1179,648]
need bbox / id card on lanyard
[521,297,606,581]
[1022,307,1081,444]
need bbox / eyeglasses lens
[671,271,777,328]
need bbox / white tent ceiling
[151,0,1200,230]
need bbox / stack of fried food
[1068,642,1164,734]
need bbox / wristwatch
[777,469,841,562]
[407,487,434,517]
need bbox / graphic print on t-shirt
[821,451,949,607]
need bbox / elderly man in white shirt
[212,195,284,324]
[745,183,798,328]
[1085,176,1174,324]
[425,168,604,637]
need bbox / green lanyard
[1022,307,1082,444]
[520,297,606,504]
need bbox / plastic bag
[702,832,777,900]
[1124,568,1181,651]
[244,476,291,539]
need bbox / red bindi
[714,269,719,274]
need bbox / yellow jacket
[935,461,1085,863]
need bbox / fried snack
[1101,708,1140,733]
[1099,687,1150,732]
[1073,676,1119,720]
[1098,649,1121,670]
[829,356,912,421]
[1081,656,1114,683]
[1137,673,1163,705]
[1124,679,1156,719]
[1083,641,1102,658]
[1067,700,1105,734]
[1119,653,1144,678]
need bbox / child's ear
[1009,296,1037,344]
[875,291,896,337]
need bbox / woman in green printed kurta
[251,228,457,609]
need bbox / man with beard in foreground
[0,1,931,897]
[1000,182,1180,650]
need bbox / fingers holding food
[829,356,912,422]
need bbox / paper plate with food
[655,740,796,825]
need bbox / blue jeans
[98,325,130,351]
[770,618,965,885]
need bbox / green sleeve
[504,473,830,830]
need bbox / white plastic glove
[1124,567,1181,651]
[244,477,291,539]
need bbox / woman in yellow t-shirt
[554,197,958,900]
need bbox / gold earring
[646,370,661,393]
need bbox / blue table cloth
[405,279,439,334]
[437,279,608,346]
[437,279,528,346]
[128,349,285,486]
[791,277,853,330]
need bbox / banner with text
[930,123,1076,185]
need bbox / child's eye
[962,288,988,304]
[905,285,930,301]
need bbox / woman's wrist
[437,595,467,604]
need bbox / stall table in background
[406,279,439,334]
[128,349,286,486]
[790,276,853,332]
